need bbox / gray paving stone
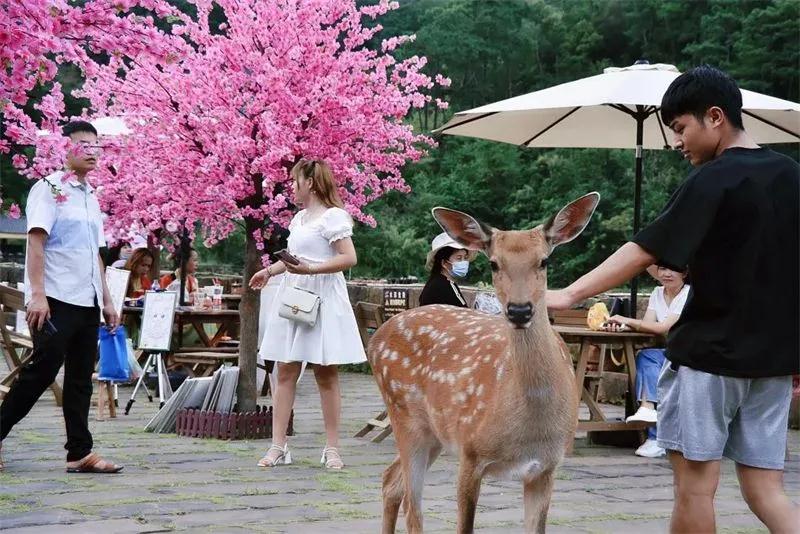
[0,366,797,533]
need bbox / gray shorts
[656,363,793,470]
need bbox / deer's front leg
[523,468,555,534]
[456,453,483,534]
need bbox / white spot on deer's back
[496,364,505,380]
[476,384,485,397]
[401,357,411,368]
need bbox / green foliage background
[3,0,798,289]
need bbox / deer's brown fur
[369,193,600,533]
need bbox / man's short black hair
[661,65,744,130]
[62,120,98,138]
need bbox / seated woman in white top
[605,264,690,458]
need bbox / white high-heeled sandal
[321,446,344,470]
[258,443,292,467]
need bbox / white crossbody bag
[278,286,321,327]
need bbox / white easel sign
[105,267,131,317]
[138,291,177,352]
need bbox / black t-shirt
[419,273,468,308]
[633,147,799,378]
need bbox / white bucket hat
[425,232,477,271]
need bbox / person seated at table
[124,248,155,298]
[604,264,690,458]
[419,232,476,307]
[159,248,200,300]
[111,235,148,269]
[107,243,133,269]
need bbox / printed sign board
[382,288,409,321]
[105,267,131,317]
[138,291,177,352]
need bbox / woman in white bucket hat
[419,232,477,307]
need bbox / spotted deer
[368,193,600,534]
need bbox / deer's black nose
[506,302,533,325]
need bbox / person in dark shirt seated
[419,232,475,307]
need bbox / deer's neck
[507,308,561,398]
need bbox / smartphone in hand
[275,249,300,266]
[32,319,58,347]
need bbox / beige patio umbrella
[436,61,800,311]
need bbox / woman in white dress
[249,159,366,469]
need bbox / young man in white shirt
[0,121,123,473]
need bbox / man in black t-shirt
[548,66,799,532]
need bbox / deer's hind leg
[381,455,404,534]
[385,412,437,534]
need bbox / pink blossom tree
[82,0,448,409]
[0,0,181,210]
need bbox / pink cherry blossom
[0,0,183,189]
[8,203,21,219]
[79,0,447,254]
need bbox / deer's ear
[544,192,600,249]
[432,207,493,252]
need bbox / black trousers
[0,298,100,461]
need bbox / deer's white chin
[509,321,532,330]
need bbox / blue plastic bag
[98,326,130,382]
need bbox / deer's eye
[540,257,549,269]
[489,260,499,272]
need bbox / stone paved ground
[1,371,797,533]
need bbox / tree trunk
[236,228,262,412]
[147,232,161,283]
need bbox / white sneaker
[635,439,666,458]
[626,406,657,423]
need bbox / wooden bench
[0,285,63,406]
[170,351,239,377]
[352,302,393,442]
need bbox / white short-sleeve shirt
[647,285,690,323]
[24,172,106,308]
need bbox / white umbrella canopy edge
[436,106,799,149]
[433,61,800,314]
[36,116,133,137]
[436,63,800,149]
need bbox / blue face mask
[450,260,469,278]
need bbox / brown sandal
[66,452,123,473]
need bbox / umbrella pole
[630,114,644,317]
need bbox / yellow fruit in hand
[587,302,609,331]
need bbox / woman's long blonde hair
[291,159,344,209]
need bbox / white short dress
[260,207,367,366]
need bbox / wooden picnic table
[122,306,240,348]
[554,324,661,434]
